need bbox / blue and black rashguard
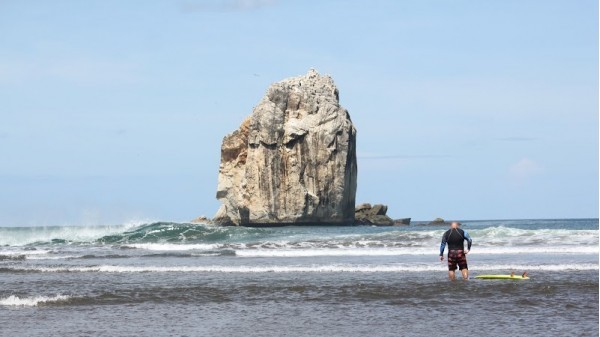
[439,228,472,256]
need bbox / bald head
[450,222,461,229]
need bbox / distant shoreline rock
[354,203,396,226]
[393,218,411,226]
[411,217,455,226]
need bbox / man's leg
[457,252,469,280]
[447,251,457,280]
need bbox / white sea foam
[114,235,598,255]
[121,243,220,251]
[0,294,70,306]
[471,227,599,246]
[8,263,598,274]
[26,255,83,260]
[0,249,52,256]
[2,243,596,262]
[234,245,599,257]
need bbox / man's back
[443,228,468,251]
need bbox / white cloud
[508,158,541,185]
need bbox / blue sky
[0,0,597,226]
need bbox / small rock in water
[354,203,394,226]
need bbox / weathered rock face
[213,69,357,226]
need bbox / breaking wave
[0,221,597,246]
[0,220,597,260]
[0,294,70,307]
[0,220,150,246]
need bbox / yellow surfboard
[475,274,529,280]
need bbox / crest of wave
[0,294,70,306]
[0,219,151,246]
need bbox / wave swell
[1,221,597,260]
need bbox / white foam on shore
[2,244,596,262]
[7,263,598,274]
[0,295,70,307]
[121,243,219,251]
[0,250,52,256]
[234,246,599,257]
[115,240,599,256]
[26,255,83,260]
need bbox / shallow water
[1,219,598,336]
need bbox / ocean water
[0,219,597,337]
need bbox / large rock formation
[213,69,357,226]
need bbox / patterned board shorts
[448,250,468,271]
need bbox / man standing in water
[439,222,472,280]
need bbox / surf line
[4,263,598,274]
